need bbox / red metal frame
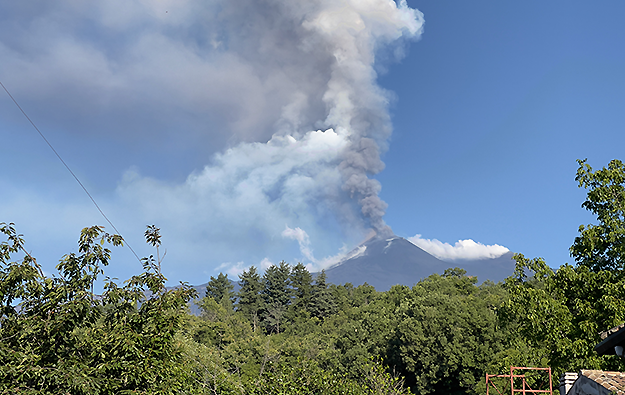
[486,367,553,395]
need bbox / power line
[0,80,142,263]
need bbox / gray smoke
[0,0,424,271]
[207,0,424,238]
[249,0,424,237]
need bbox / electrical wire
[0,80,142,263]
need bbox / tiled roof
[600,323,625,340]
[596,323,625,356]
[581,370,625,394]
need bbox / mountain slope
[323,235,515,291]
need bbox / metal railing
[486,367,553,395]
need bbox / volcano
[323,235,515,291]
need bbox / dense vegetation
[2,159,625,394]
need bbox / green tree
[390,270,505,394]
[290,263,313,307]
[262,261,292,307]
[499,159,625,378]
[236,266,264,332]
[571,159,625,272]
[262,261,292,333]
[206,272,235,306]
[310,270,336,319]
[0,223,196,394]
[499,254,625,377]
[288,262,314,323]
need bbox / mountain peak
[323,235,514,291]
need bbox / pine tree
[310,270,336,319]
[262,261,292,333]
[290,262,313,314]
[236,266,264,331]
[206,272,235,306]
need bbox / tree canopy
[0,224,196,394]
[206,272,235,305]
[498,158,625,378]
[572,159,625,272]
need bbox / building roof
[601,323,625,340]
[581,370,625,394]
[595,323,625,356]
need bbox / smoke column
[118,0,424,268]
[0,0,424,272]
[298,0,423,237]
[219,0,424,237]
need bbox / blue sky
[1,0,624,285]
[380,0,625,271]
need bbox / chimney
[559,372,578,395]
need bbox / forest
[2,159,625,395]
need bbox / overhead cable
[0,80,142,264]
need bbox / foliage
[0,223,196,395]
[261,261,292,333]
[389,270,506,394]
[248,358,413,395]
[218,266,503,395]
[498,159,625,379]
[236,266,264,332]
[289,263,313,313]
[0,223,506,395]
[181,328,414,395]
[205,272,235,306]
[499,254,625,377]
[572,159,625,272]
[310,270,336,319]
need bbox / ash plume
[301,0,423,237]
[116,0,424,268]
[0,0,424,273]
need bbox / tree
[261,261,292,333]
[290,262,313,308]
[236,266,264,332]
[571,159,625,272]
[499,254,625,377]
[391,270,505,394]
[499,159,625,378]
[0,223,196,394]
[310,270,336,319]
[206,272,235,306]
[262,261,292,307]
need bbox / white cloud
[282,226,315,262]
[0,0,422,151]
[108,0,423,276]
[408,234,509,261]
[116,128,353,267]
[260,258,274,270]
[216,261,247,277]
[313,244,366,271]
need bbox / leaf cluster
[0,224,196,394]
[496,159,625,380]
[188,267,506,395]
